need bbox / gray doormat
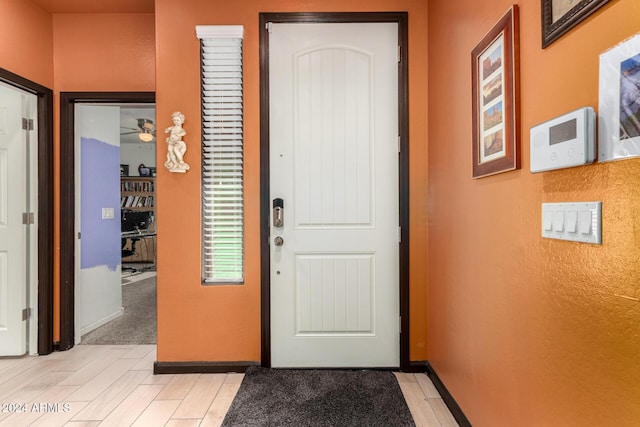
[221,367,415,426]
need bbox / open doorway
[119,106,158,281]
[59,92,156,350]
[77,104,157,346]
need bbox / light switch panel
[542,202,601,244]
[102,207,115,220]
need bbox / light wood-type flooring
[0,345,458,426]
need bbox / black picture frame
[542,0,610,48]
[120,164,129,176]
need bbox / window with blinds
[196,25,244,283]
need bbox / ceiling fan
[120,118,156,142]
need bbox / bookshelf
[120,177,155,213]
[121,176,156,264]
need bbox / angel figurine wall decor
[164,111,190,173]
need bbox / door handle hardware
[274,236,284,246]
[273,198,284,227]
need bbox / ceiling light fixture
[139,131,154,142]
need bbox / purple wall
[81,137,121,271]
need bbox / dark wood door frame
[0,68,54,355]
[59,92,155,351]
[259,12,410,370]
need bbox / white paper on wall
[599,33,640,162]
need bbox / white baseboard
[79,307,124,336]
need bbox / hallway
[0,345,457,426]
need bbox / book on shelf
[120,176,155,210]
[120,179,155,193]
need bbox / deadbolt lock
[273,198,284,227]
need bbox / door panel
[294,46,373,227]
[295,253,373,334]
[0,82,27,356]
[270,22,399,367]
[74,105,122,344]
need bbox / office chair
[121,237,140,272]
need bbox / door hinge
[399,316,402,333]
[266,22,273,33]
[398,226,402,243]
[22,307,32,321]
[22,212,35,225]
[22,118,34,131]
[397,46,401,63]
[78,232,81,239]
[398,136,401,153]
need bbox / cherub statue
[164,111,190,173]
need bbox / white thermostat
[530,107,596,173]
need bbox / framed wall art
[542,0,610,48]
[471,5,520,179]
[598,33,640,162]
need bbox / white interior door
[74,105,123,344]
[0,82,37,356]
[269,22,400,367]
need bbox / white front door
[269,22,400,367]
[0,81,37,356]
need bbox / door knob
[274,236,284,246]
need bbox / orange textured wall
[53,14,155,92]
[428,0,640,425]
[0,0,54,88]
[154,0,429,362]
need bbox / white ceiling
[120,106,156,144]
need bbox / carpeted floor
[121,266,156,285]
[80,275,157,345]
[221,367,416,427]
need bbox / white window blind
[197,25,244,283]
